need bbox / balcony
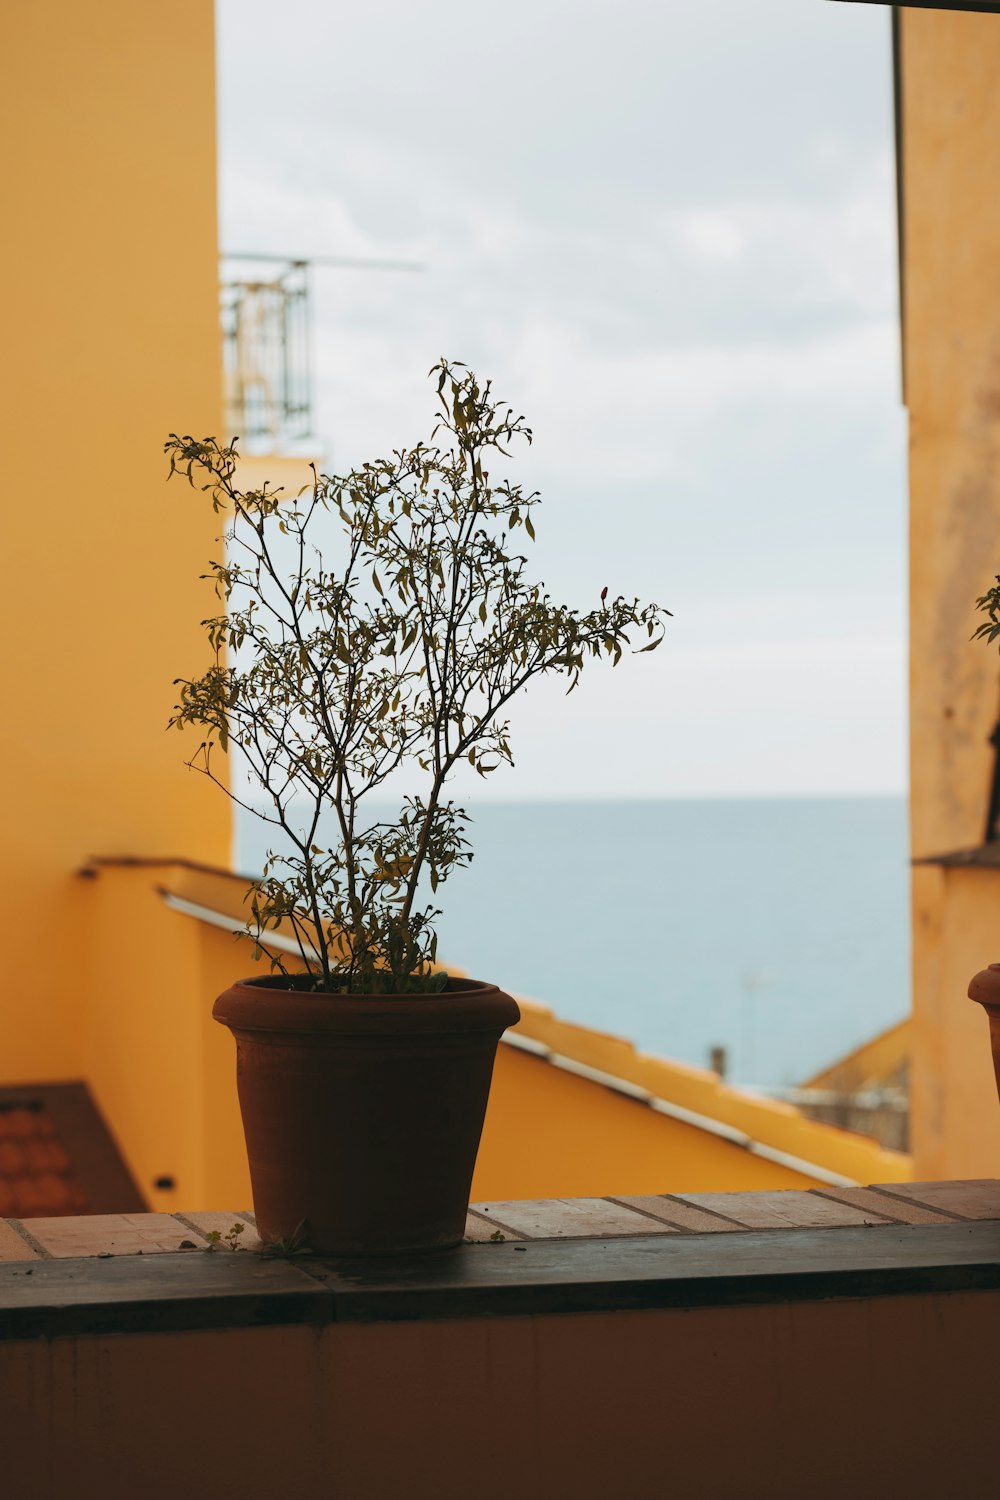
[3,1179,999,1498]
[220,254,313,452]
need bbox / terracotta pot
[968,964,1000,1103]
[213,974,519,1255]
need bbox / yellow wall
[911,866,1000,1179]
[902,8,1000,1176]
[495,1001,908,1191]
[0,1,230,1084]
[476,1046,824,1197]
[500,1002,905,1188]
[80,864,253,1214]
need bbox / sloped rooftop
[0,1085,143,1220]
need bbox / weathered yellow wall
[902,8,1000,1176]
[904,7,1000,861]
[0,1,230,1084]
[912,867,1000,1179]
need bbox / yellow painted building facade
[899,6,1000,1178]
[0,0,913,1212]
[0,0,231,1204]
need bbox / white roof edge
[158,889,320,960]
[501,1031,857,1188]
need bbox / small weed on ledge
[204,1222,246,1253]
[256,1221,311,1259]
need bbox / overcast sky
[217,0,906,801]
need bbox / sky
[217,0,907,801]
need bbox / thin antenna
[221,251,425,273]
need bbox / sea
[235,796,910,1092]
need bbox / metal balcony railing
[219,248,423,453]
[220,254,313,451]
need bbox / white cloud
[664,149,897,320]
[222,136,900,487]
[504,317,898,486]
[673,210,747,264]
[217,1,905,799]
[438,630,907,802]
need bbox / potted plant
[166,360,669,1255]
[969,576,1000,1096]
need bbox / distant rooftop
[0,1084,143,1220]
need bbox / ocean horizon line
[237,789,908,815]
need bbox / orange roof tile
[0,1101,89,1216]
[0,1087,144,1219]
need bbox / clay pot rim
[969,964,1000,1013]
[238,971,494,996]
[213,974,521,1036]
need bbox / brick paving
[1,1179,998,1261]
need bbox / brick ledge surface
[3,1179,997,1263]
[3,1181,1000,1340]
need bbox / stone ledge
[1,1181,1000,1339]
[4,1180,993,1262]
[4,1219,1000,1339]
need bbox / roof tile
[0,1109,38,1141]
[22,1139,71,1174]
[0,1142,25,1175]
[0,1086,144,1219]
